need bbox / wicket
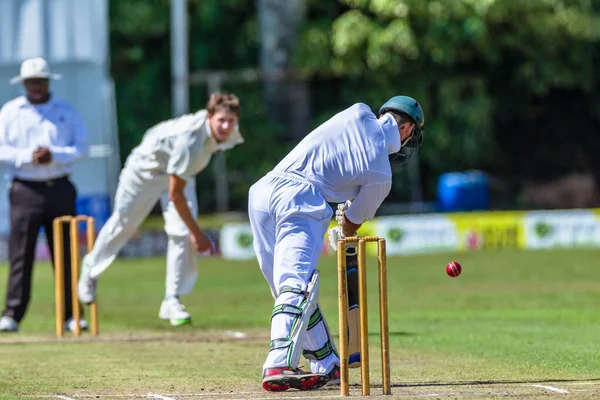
[53,215,99,337]
[338,236,390,396]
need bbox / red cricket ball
[446,261,462,278]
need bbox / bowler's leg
[86,169,163,277]
[159,179,197,325]
[161,179,199,298]
[78,169,165,303]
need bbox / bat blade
[346,248,361,368]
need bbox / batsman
[248,96,425,391]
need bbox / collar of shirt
[204,120,245,151]
[15,94,60,110]
[378,113,401,155]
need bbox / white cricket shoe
[78,258,97,304]
[0,316,19,332]
[159,297,192,326]
[65,318,89,332]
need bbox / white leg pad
[288,270,319,366]
[266,270,320,369]
[303,305,339,373]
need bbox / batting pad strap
[307,307,323,331]
[279,286,306,296]
[270,338,293,351]
[271,304,302,320]
[302,341,335,361]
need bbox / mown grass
[1,249,599,398]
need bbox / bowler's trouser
[84,166,198,298]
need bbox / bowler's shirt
[273,103,400,224]
[125,109,244,180]
[0,95,88,181]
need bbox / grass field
[1,249,599,399]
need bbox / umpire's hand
[33,146,52,164]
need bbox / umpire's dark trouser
[1,176,77,323]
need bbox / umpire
[0,58,89,332]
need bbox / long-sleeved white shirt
[0,95,88,181]
[124,109,244,180]
[273,103,400,224]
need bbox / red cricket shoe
[325,365,340,386]
[262,367,328,392]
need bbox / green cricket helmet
[379,95,425,165]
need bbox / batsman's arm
[344,180,392,228]
[341,215,362,237]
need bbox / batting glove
[327,226,357,252]
[335,200,353,225]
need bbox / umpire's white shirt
[0,95,88,181]
[272,103,400,224]
[124,109,244,181]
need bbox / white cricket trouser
[248,172,339,374]
[85,166,198,298]
[160,179,199,297]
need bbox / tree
[295,0,600,203]
[258,0,311,140]
[109,0,289,212]
[108,0,600,210]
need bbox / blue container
[76,194,112,232]
[437,171,489,212]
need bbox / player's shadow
[392,377,600,388]
[367,331,416,337]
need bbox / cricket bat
[345,246,361,368]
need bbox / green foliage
[110,0,600,211]
[296,0,600,197]
[110,0,273,212]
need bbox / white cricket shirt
[125,109,244,179]
[0,95,88,181]
[273,103,400,224]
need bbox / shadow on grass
[0,330,270,345]
[391,377,600,388]
[367,330,417,337]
